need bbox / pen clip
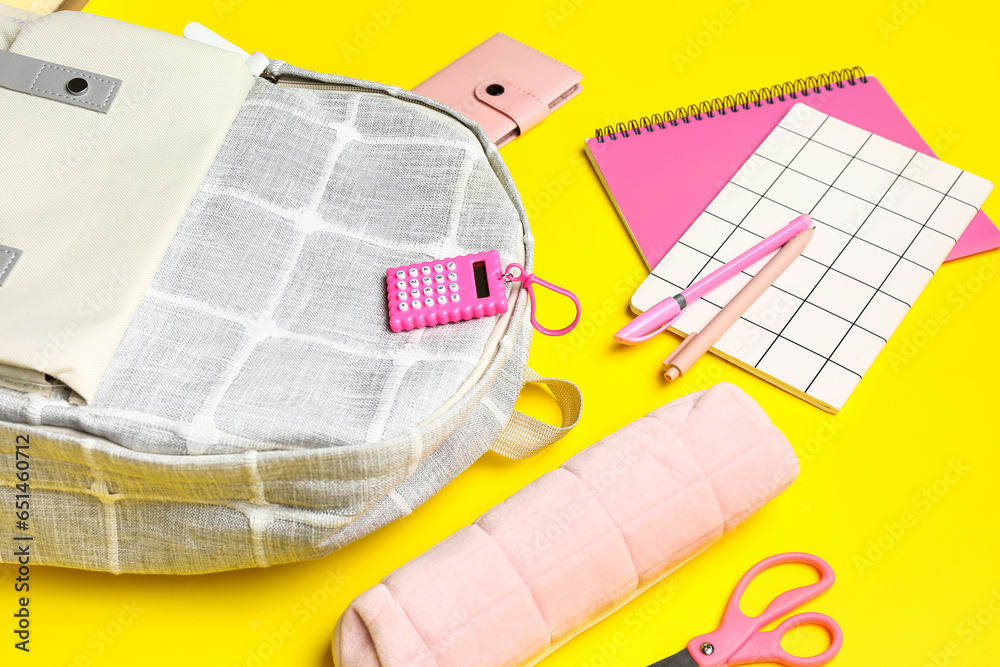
[614,310,681,344]
[625,317,678,343]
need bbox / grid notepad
[631,104,993,412]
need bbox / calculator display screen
[473,261,490,298]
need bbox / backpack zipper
[266,74,368,93]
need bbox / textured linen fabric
[0,62,534,573]
[334,384,799,667]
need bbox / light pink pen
[614,215,813,345]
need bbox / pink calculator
[386,250,509,332]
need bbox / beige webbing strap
[489,368,583,459]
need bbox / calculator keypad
[386,250,508,333]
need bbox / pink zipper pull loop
[504,263,581,336]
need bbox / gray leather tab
[0,49,121,113]
[0,245,23,286]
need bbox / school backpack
[0,10,580,574]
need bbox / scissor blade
[647,648,700,667]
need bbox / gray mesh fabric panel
[0,64,533,573]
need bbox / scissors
[648,552,843,667]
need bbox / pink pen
[615,214,813,345]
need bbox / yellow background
[4,0,999,665]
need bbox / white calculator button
[436,284,446,294]
[396,280,406,289]
[408,268,418,277]
[437,295,447,304]
[433,264,444,273]
[397,291,407,300]
[424,298,435,307]
[450,293,460,302]
[446,262,456,270]
[395,270,405,279]
[398,302,408,311]
[411,300,421,309]
[449,282,459,292]
[423,287,433,296]
[422,276,432,285]
[410,289,420,297]
[447,272,457,281]
[421,265,431,275]
[434,274,444,283]
[410,278,419,287]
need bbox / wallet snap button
[486,84,505,96]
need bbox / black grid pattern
[637,105,990,409]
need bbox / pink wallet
[412,33,582,147]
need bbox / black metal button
[486,84,505,96]
[66,77,89,96]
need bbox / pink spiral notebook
[585,69,1000,267]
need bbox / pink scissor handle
[727,612,843,667]
[505,264,581,336]
[687,552,842,667]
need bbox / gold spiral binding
[594,66,868,142]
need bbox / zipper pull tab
[182,22,269,77]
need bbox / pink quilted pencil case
[334,383,799,666]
